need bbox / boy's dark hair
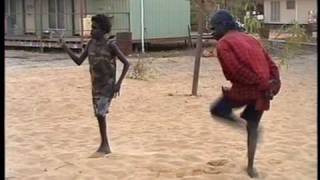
[91,14,112,33]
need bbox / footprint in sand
[268,158,283,165]
[204,159,229,174]
[207,159,228,166]
[175,160,229,178]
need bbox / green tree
[276,21,310,68]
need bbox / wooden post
[187,25,192,48]
[191,0,205,96]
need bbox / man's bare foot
[97,144,111,154]
[247,167,259,178]
[89,145,111,158]
[89,151,106,158]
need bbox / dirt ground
[5,47,317,180]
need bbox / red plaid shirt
[216,31,280,111]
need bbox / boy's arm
[60,39,89,65]
[109,41,130,94]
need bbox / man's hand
[270,79,281,95]
[264,90,274,100]
[221,86,231,92]
[264,79,281,100]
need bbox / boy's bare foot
[247,167,259,178]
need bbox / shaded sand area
[5,49,317,180]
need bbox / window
[5,0,8,15]
[287,0,295,9]
[9,0,17,26]
[271,0,280,22]
[5,0,17,32]
[257,4,264,14]
[49,0,65,29]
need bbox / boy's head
[209,10,238,40]
[91,14,112,39]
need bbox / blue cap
[210,9,237,30]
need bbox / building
[5,0,191,50]
[263,0,317,25]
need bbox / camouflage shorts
[92,96,112,117]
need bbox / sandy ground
[5,48,317,180]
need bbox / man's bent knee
[241,105,263,128]
[210,98,232,118]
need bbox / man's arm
[60,39,89,65]
[109,41,130,94]
[263,49,281,97]
[263,49,280,80]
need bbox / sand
[5,49,317,180]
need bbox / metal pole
[140,0,145,53]
[39,0,44,52]
[80,0,84,50]
[7,1,10,34]
[55,0,58,29]
[295,0,298,21]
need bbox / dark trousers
[210,96,263,124]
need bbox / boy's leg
[240,105,263,178]
[96,114,111,154]
[90,97,112,157]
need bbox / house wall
[86,0,130,35]
[129,0,141,40]
[5,0,75,37]
[5,0,24,35]
[38,0,74,36]
[296,0,317,24]
[6,0,191,41]
[15,0,24,35]
[130,0,190,41]
[41,0,49,33]
[264,0,317,24]
[35,0,73,36]
[65,0,74,36]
